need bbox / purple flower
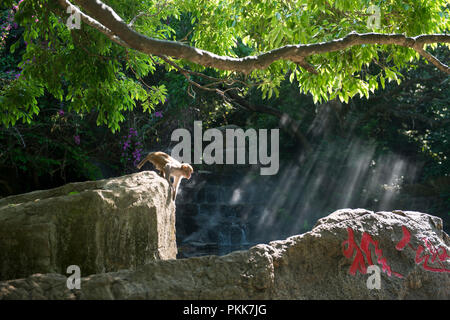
[14,73,21,79]
[58,109,64,116]
[129,127,138,136]
[132,149,141,160]
[154,111,163,118]
[74,135,80,145]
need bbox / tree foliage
[0,2,449,230]
[0,0,449,129]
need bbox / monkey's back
[148,151,171,161]
[137,152,165,169]
[136,151,171,171]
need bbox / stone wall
[175,167,279,257]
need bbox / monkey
[136,151,193,200]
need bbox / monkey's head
[181,163,193,179]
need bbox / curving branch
[57,0,129,48]
[60,0,450,74]
[414,48,450,74]
[151,56,312,149]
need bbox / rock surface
[1,209,448,299]
[0,171,177,281]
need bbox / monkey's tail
[136,152,155,169]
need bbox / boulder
[269,208,449,299]
[0,171,177,281]
[0,209,448,299]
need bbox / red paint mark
[395,227,450,273]
[342,227,403,278]
[395,226,411,250]
[342,227,367,275]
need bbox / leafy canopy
[0,0,449,130]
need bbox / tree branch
[57,0,130,48]
[414,47,450,74]
[151,56,312,150]
[60,0,450,74]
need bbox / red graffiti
[395,226,411,250]
[342,227,403,278]
[396,226,450,273]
